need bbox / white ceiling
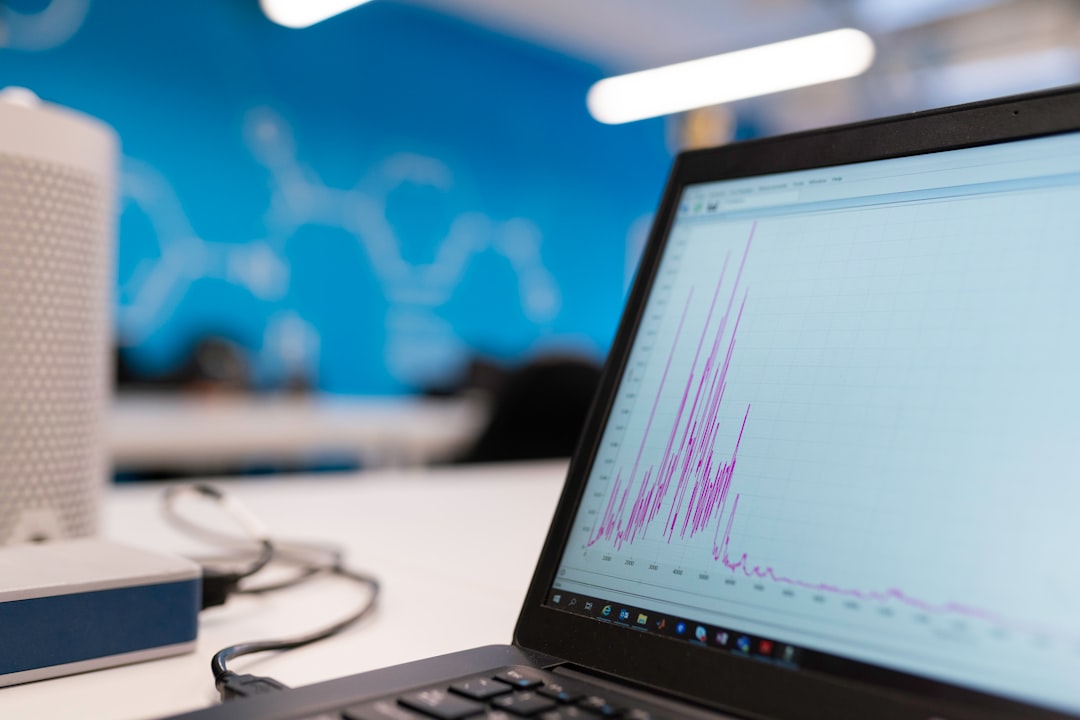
[405,0,842,72]
[397,0,1080,133]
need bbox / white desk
[0,460,567,720]
[111,394,489,471]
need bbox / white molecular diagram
[0,0,89,52]
[118,104,563,389]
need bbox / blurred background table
[0,459,567,720]
[110,394,490,475]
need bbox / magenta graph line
[586,223,999,623]
[588,223,752,553]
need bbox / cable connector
[199,567,241,610]
[215,671,290,701]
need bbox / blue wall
[0,0,671,393]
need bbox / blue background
[0,0,671,393]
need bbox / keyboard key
[399,689,486,720]
[491,692,559,717]
[450,677,515,701]
[494,669,544,690]
[536,682,586,704]
[577,696,619,716]
[539,708,595,720]
[621,710,653,720]
[344,700,431,720]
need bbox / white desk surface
[110,394,489,470]
[0,460,567,720]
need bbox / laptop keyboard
[341,666,666,720]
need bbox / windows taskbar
[546,589,802,669]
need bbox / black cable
[161,482,381,701]
[164,484,276,609]
[237,564,323,594]
[237,543,345,595]
[211,565,380,688]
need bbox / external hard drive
[0,538,201,686]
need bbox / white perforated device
[0,88,118,543]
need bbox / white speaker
[0,88,117,544]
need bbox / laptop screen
[550,129,1080,714]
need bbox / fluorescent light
[260,0,373,29]
[587,29,876,125]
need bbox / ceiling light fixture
[587,28,876,125]
[260,0,373,29]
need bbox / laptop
[165,86,1080,720]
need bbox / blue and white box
[0,538,201,686]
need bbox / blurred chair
[454,356,602,464]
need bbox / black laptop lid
[515,87,1080,720]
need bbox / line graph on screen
[584,222,1001,624]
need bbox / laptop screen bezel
[513,85,1080,720]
